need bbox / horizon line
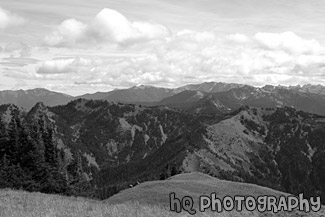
[0,81,324,97]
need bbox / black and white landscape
[1,1,325,216]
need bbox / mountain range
[0,82,244,109]
[2,82,325,116]
[0,88,72,110]
[1,97,325,203]
[160,85,325,115]
[1,81,325,204]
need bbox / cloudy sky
[1,0,325,95]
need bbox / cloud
[44,8,170,47]
[0,57,39,68]
[29,31,325,86]
[227,33,252,44]
[3,42,32,58]
[0,7,25,29]
[4,29,325,95]
[37,59,75,74]
[254,32,322,55]
[36,57,101,74]
[43,19,87,47]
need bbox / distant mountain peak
[26,88,72,97]
[132,84,170,90]
[3,82,325,111]
[133,84,153,89]
[27,87,50,91]
[0,88,73,110]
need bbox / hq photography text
[169,193,321,215]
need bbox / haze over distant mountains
[1,82,241,109]
[77,82,245,103]
[2,82,325,116]
[159,84,325,115]
[0,88,72,110]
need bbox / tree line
[0,105,94,198]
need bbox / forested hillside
[1,100,325,203]
[0,104,93,197]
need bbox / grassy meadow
[1,188,324,217]
[0,173,324,217]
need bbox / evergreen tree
[6,112,21,163]
[43,127,57,166]
[0,104,95,198]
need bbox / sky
[1,0,325,95]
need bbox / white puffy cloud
[4,27,325,95]
[44,19,87,47]
[3,42,32,58]
[227,33,252,44]
[254,32,322,55]
[0,7,25,29]
[37,59,75,74]
[36,31,322,87]
[44,8,170,47]
[36,57,102,74]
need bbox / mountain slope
[189,106,325,202]
[106,172,324,216]
[77,82,245,103]
[157,90,209,110]
[0,99,207,199]
[98,105,325,202]
[106,172,287,206]
[77,85,175,103]
[0,88,73,110]
[2,180,323,217]
[160,85,325,115]
[26,99,205,198]
[1,98,325,204]
[3,83,325,113]
[290,84,325,95]
[77,91,113,100]
[175,81,245,93]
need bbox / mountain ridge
[3,82,325,114]
[159,84,325,115]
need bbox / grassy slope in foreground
[105,172,324,216]
[106,172,288,206]
[0,172,324,217]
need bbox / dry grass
[0,189,324,217]
[106,172,289,206]
[0,171,323,217]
